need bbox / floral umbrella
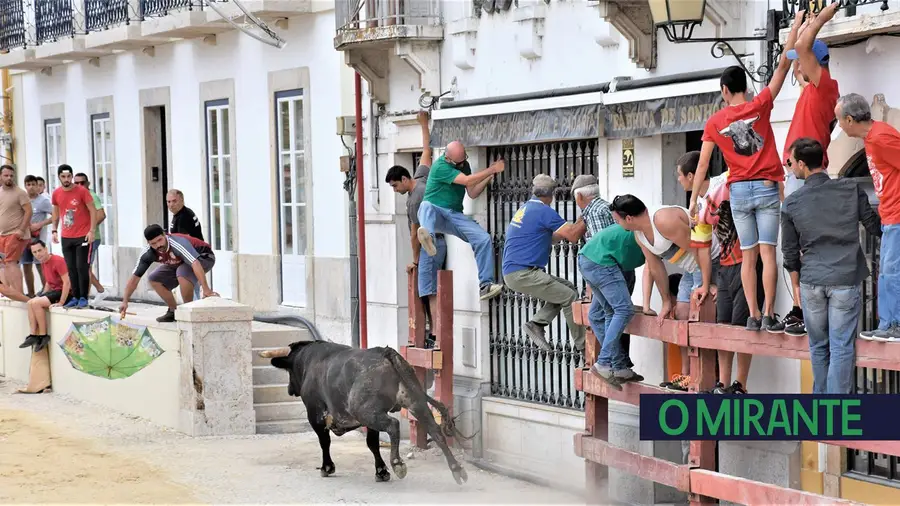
[58,317,164,379]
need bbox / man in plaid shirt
[572,175,634,368]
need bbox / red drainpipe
[355,72,368,349]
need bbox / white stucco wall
[16,11,349,260]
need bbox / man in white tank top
[609,195,713,326]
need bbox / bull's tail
[381,348,472,443]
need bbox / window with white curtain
[204,99,233,251]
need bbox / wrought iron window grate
[84,0,131,32]
[487,140,597,410]
[141,0,200,18]
[781,0,889,27]
[0,0,27,51]
[36,0,75,44]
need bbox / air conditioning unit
[336,116,357,136]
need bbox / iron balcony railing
[781,0,891,26]
[140,0,201,18]
[84,0,131,32]
[336,0,440,33]
[36,0,75,44]
[0,0,27,51]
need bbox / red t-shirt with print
[41,254,68,293]
[51,185,94,239]
[782,69,840,166]
[703,87,784,184]
[865,121,900,225]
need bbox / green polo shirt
[423,155,471,213]
[579,224,645,271]
[90,191,103,242]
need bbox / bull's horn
[258,347,291,358]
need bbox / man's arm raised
[796,3,839,87]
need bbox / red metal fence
[572,291,900,505]
[401,269,454,448]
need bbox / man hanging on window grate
[502,175,586,351]
[417,140,504,301]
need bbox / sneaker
[767,312,802,334]
[712,382,728,394]
[523,321,550,350]
[417,228,437,257]
[156,310,176,323]
[479,283,503,301]
[728,380,747,394]
[19,334,40,349]
[614,368,644,384]
[34,335,51,353]
[859,328,880,340]
[63,298,79,309]
[660,374,690,392]
[745,316,762,331]
[93,290,109,305]
[763,314,783,333]
[785,321,807,337]
[76,297,89,309]
[424,333,436,349]
[871,326,900,342]
[589,363,622,391]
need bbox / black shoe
[763,314,783,334]
[767,313,802,334]
[34,335,51,353]
[424,333,436,349]
[745,316,762,331]
[785,321,807,337]
[728,380,747,394]
[156,310,176,323]
[614,368,644,384]
[20,334,40,349]
[712,382,728,394]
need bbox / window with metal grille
[487,140,597,409]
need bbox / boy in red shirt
[689,13,803,333]
[837,93,900,341]
[19,240,71,352]
[774,3,841,335]
[50,164,97,310]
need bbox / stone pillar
[176,297,256,436]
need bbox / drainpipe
[355,72,368,349]
[1,69,12,164]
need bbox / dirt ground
[0,379,582,504]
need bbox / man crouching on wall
[19,239,71,353]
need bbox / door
[142,106,169,229]
[90,113,116,288]
[204,99,234,299]
[275,90,308,307]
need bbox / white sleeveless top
[635,205,699,273]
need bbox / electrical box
[336,116,357,136]
[340,155,351,173]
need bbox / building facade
[0,0,356,341]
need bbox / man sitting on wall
[502,174,585,351]
[119,225,218,323]
[19,240,71,353]
[782,138,881,393]
[416,141,505,301]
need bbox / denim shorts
[418,234,447,297]
[677,269,703,303]
[729,180,781,249]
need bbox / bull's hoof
[319,464,336,477]
[452,466,468,485]
[391,460,408,480]
[375,467,391,482]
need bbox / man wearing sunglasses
[73,173,109,305]
[417,141,504,300]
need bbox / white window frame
[275,90,307,258]
[44,119,62,193]
[90,113,114,246]
[204,99,233,252]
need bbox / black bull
[260,340,470,484]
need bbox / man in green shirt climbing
[578,223,646,390]
[417,141,505,300]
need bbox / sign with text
[622,139,635,177]
[605,92,726,139]
[640,394,900,441]
[431,104,602,147]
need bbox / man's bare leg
[150,281,178,311]
[31,297,51,335]
[23,263,35,297]
[90,270,105,294]
[735,352,752,389]
[178,277,195,304]
[0,282,30,303]
[27,298,38,333]
[759,244,778,316]
[2,263,24,295]
[740,247,761,320]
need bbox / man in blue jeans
[578,223,646,389]
[417,141,504,300]
[782,138,880,393]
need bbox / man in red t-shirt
[50,164,97,310]
[836,93,900,341]
[689,13,803,334]
[775,4,842,334]
[19,240,71,352]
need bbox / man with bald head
[418,140,505,300]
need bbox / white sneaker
[92,290,109,305]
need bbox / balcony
[139,0,226,39]
[335,0,443,103]
[779,0,899,45]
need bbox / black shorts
[715,258,764,325]
[42,290,72,305]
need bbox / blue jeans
[418,234,447,297]
[730,180,781,249]
[417,201,495,286]
[800,283,861,394]
[878,224,900,330]
[579,256,634,371]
